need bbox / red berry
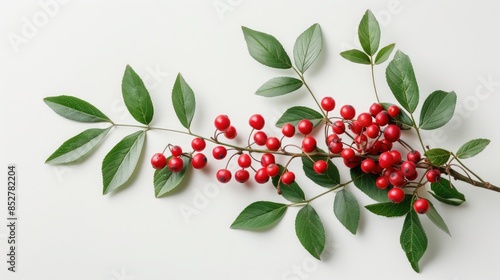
[237,154,252,168]
[328,140,343,154]
[326,133,340,145]
[170,145,183,157]
[426,169,441,183]
[369,103,384,116]
[361,158,376,173]
[266,137,281,151]
[281,171,295,185]
[235,169,250,183]
[341,148,356,161]
[216,169,232,183]
[349,121,363,135]
[383,125,401,142]
[253,131,268,146]
[366,124,380,138]
[389,170,405,187]
[406,170,419,181]
[343,157,361,168]
[379,139,393,152]
[401,161,416,177]
[388,187,405,203]
[357,112,373,127]
[313,160,328,174]
[367,141,382,155]
[266,164,280,177]
[191,137,206,151]
[151,153,167,169]
[297,119,314,135]
[321,96,336,111]
[212,146,227,160]
[224,125,237,139]
[332,121,345,134]
[407,150,421,163]
[261,153,275,167]
[191,153,207,169]
[378,151,394,169]
[168,157,184,172]
[340,105,356,120]
[355,134,368,147]
[302,136,317,153]
[214,115,231,131]
[413,198,430,214]
[375,111,390,126]
[387,105,400,118]
[376,176,389,189]
[282,123,295,137]
[249,114,265,130]
[390,150,402,164]
[254,168,270,184]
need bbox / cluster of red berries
[150,138,208,171]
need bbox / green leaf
[350,167,389,202]
[102,130,146,194]
[45,127,111,164]
[121,65,154,125]
[302,152,340,188]
[295,205,325,260]
[375,43,396,65]
[172,73,196,129]
[231,201,287,230]
[334,189,360,234]
[365,195,412,217]
[358,9,381,56]
[381,102,413,130]
[44,95,111,123]
[456,138,490,159]
[426,201,451,236]
[386,50,419,113]
[275,106,324,128]
[430,178,465,206]
[241,26,292,69]
[271,164,306,203]
[340,49,371,64]
[294,23,322,73]
[256,77,303,97]
[400,210,428,272]
[419,91,457,130]
[424,148,451,166]
[154,156,191,197]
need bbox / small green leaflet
[294,23,322,73]
[102,130,146,194]
[242,26,292,69]
[121,65,154,125]
[302,152,340,188]
[358,9,381,56]
[426,201,451,236]
[231,201,287,230]
[295,205,325,260]
[424,148,451,166]
[430,178,466,206]
[456,138,490,159]
[374,43,396,65]
[271,164,306,203]
[44,95,111,123]
[46,127,111,164]
[256,77,303,97]
[154,156,191,197]
[419,90,457,130]
[400,210,427,272]
[350,167,389,202]
[365,195,412,217]
[172,73,196,130]
[386,50,419,113]
[334,189,360,234]
[381,102,413,130]
[340,49,371,65]
[275,106,324,128]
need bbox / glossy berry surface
[212,146,227,160]
[313,160,328,174]
[224,126,237,139]
[383,125,401,142]
[237,154,252,168]
[378,151,394,169]
[407,150,421,163]
[332,121,345,134]
[191,153,207,169]
[214,115,230,131]
[281,171,295,185]
[389,170,405,187]
[297,119,314,135]
[357,112,372,127]
[361,158,376,173]
[249,114,265,130]
[321,96,336,111]
[282,123,295,137]
[191,137,206,151]
[216,169,232,183]
[413,198,430,214]
[369,103,384,116]
[151,153,167,169]
[340,105,356,120]
[426,170,441,183]
[260,153,275,167]
[387,105,400,117]
[168,157,184,172]
[376,176,389,189]
[388,187,405,203]
[266,137,281,151]
[375,111,390,126]
[253,131,268,146]
[170,146,183,157]
[235,169,250,183]
[254,168,270,184]
[266,164,280,177]
[302,136,317,153]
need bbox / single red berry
[224,126,237,139]
[326,133,340,145]
[281,171,295,185]
[168,157,184,172]
[365,124,380,138]
[375,111,390,126]
[321,96,336,111]
[191,137,206,151]
[361,158,376,173]
[170,145,183,157]
[383,125,401,142]
[378,151,394,169]
[349,121,363,135]
[214,115,231,131]
[401,161,416,177]
[282,123,295,137]
[297,119,314,135]
[376,176,389,189]
[313,160,328,174]
[413,198,430,214]
[237,154,252,168]
[328,140,343,154]
[426,169,441,183]
[369,103,384,116]
[216,169,232,183]
[266,164,280,177]
[254,168,270,184]
[341,148,356,161]
[261,153,275,167]
[389,170,406,187]
[332,121,346,134]
[390,150,402,164]
[388,187,405,203]
[407,150,421,164]
[387,105,400,118]
[357,112,373,127]
[266,137,281,151]
[253,131,268,146]
[212,146,227,160]
[249,114,265,130]
[235,169,250,183]
[151,153,167,169]
[302,136,317,153]
[340,105,356,120]
[191,153,207,169]
[406,170,419,181]
[379,139,393,152]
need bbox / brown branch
[442,167,500,193]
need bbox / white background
[2,1,500,279]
